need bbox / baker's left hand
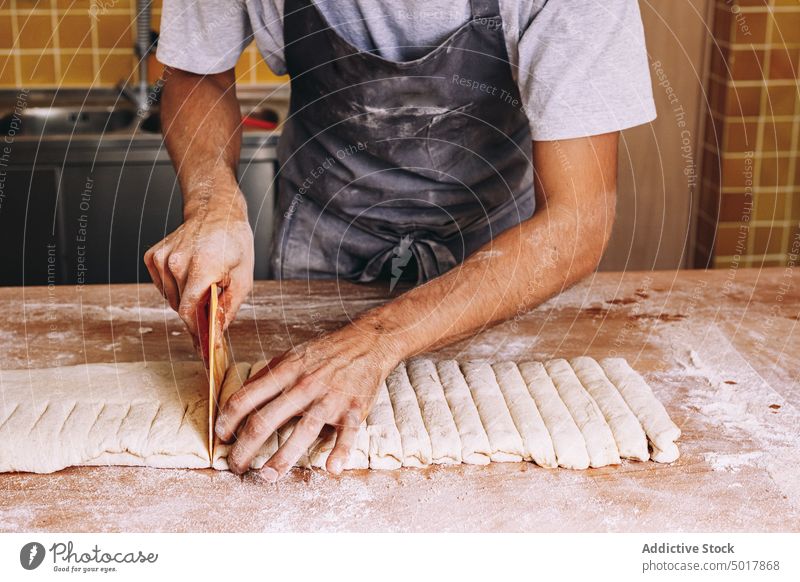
[215,324,401,481]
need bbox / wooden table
[1,268,798,532]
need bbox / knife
[196,282,230,461]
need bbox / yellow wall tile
[0,15,14,50]
[57,14,93,49]
[16,14,56,49]
[96,14,133,49]
[60,51,95,86]
[19,53,57,85]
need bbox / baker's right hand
[144,190,254,341]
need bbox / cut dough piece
[600,358,681,463]
[385,363,432,467]
[366,382,403,469]
[458,361,524,462]
[0,362,209,474]
[517,361,590,470]
[211,361,253,470]
[406,358,462,465]
[435,360,492,465]
[545,359,621,467]
[569,357,649,462]
[344,422,370,470]
[492,362,557,468]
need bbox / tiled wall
[0,0,285,88]
[696,0,800,268]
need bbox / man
[148,0,656,481]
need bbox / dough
[435,360,492,465]
[385,362,433,467]
[0,361,209,474]
[406,358,461,465]
[545,359,621,467]
[517,361,590,470]
[491,362,557,468]
[0,357,680,474]
[569,357,649,461]
[458,361,525,462]
[365,382,403,469]
[600,358,681,463]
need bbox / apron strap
[469,0,501,19]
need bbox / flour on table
[0,357,680,474]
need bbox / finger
[227,388,317,475]
[220,263,253,330]
[215,360,299,442]
[177,260,223,337]
[166,251,191,298]
[260,412,327,482]
[245,351,289,385]
[327,413,360,475]
[143,246,164,294]
[153,249,181,312]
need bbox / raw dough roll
[600,358,681,463]
[459,361,524,462]
[545,359,621,467]
[435,360,492,465]
[492,362,557,468]
[570,357,649,461]
[517,361,590,470]
[385,362,433,467]
[406,358,462,465]
[366,382,403,469]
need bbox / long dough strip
[600,358,681,463]
[492,362,557,468]
[570,357,649,461]
[385,362,433,467]
[517,361,590,470]
[406,358,462,465]
[459,361,524,462]
[366,381,403,469]
[435,360,492,465]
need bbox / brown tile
[729,49,766,81]
[719,192,753,221]
[0,16,13,50]
[773,12,800,44]
[19,53,57,85]
[713,4,733,41]
[715,224,748,256]
[754,191,788,220]
[764,84,798,116]
[761,120,795,152]
[705,112,723,149]
[725,84,763,116]
[759,156,792,187]
[722,155,755,188]
[57,14,93,49]
[709,44,731,79]
[703,147,722,188]
[724,118,758,152]
[769,48,799,80]
[753,225,785,254]
[731,12,768,44]
[791,192,800,221]
[0,59,16,87]
[60,51,95,86]
[97,53,133,85]
[96,14,132,49]
[16,14,55,50]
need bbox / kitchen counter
[0,268,798,532]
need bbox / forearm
[161,68,245,219]
[359,134,619,365]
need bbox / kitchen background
[0,0,798,286]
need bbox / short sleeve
[515,0,657,141]
[156,0,254,74]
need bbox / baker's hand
[215,325,401,480]
[144,189,254,341]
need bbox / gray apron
[270,0,534,283]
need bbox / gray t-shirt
[157,0,656,140]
